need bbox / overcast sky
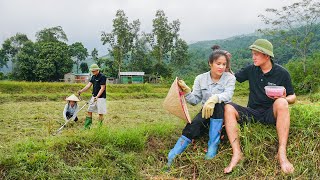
[0,0,293,55]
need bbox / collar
[94,72,101,77]
[258,60,275,76]
[206,71,226,85]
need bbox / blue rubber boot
[167,135,191,167]
[205,118,223,160]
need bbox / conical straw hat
[163,77,191,123]
[65,94,80,102]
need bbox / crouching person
[78,64,107,129]
[167,46,236,168]
[63,94,80,122]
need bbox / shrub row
[0,92,167,104]
[0,81,169,94]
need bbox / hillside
[187,24,320,73]
[0,81,319,179]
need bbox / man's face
[91,70,99,76]
[252,50,269,66]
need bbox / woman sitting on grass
[63,94,80,122]
[166,46,236,168]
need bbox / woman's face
[209,55,227,77]
[69,101,76,106]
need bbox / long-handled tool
[52,95,89,135]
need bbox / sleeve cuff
[216,94,222,103]
[185,92,191,97]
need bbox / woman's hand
[178,80,191,93]
[202,95,219,119]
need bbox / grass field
[0,81,319,179]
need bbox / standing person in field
[78,64,107,129]
[224,39,296,174]
[166,46,236,168]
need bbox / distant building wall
[119,72,145,84]
[64,73,75,83]
[64,73,90,83]
[106,77,115,84]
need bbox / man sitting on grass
[224,39,296,174]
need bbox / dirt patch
[147,136,167,151]
[0,164,7,179]
[145,175,182,180]
[146,136,168,161]
[60,142,91,166]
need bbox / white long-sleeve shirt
[185,71,236,106]
[62,103,79,121]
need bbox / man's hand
[177,80,191,93]
[77,90,82,95]
[202,95,219,119]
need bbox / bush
[286,52,320,94]
[153,63,172,78]
[0,72,4,80]
[310,93,320,103]
[290,104,320,129]
[0,81,83,94]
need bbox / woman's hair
[209,45,233,73]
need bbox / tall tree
[35,41,73,81]
[91,48,98,61]
[101,10,140,79]
[147,10,179,64]
[171,38,189,66]
[0,49,8,68]
[36,26,68,42]
[130,36,153,74]
[69,42,88,73]
[80,62,89,73]
[91,48,104,67]
[0,33,29,70]
[103,58,118,78]
[259,0,320,72]
[15,41,37,81]
[91,48,99,65]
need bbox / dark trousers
[66,111,78,122]
[182,103,224,140]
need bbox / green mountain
[187,25,320,73]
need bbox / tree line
[0,10,189,81]
[101,10,188,79]
[187,0,320,94]
[0,26,88,81]
[0,0,319,94]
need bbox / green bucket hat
[89,64,100,71]
[249,39,274,57]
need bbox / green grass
[0,81,319,179]
[0,81,249,103]
[310,92,320,103]
[0,99,199,179]
[0,81,169,102]
[0,81,169,94]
